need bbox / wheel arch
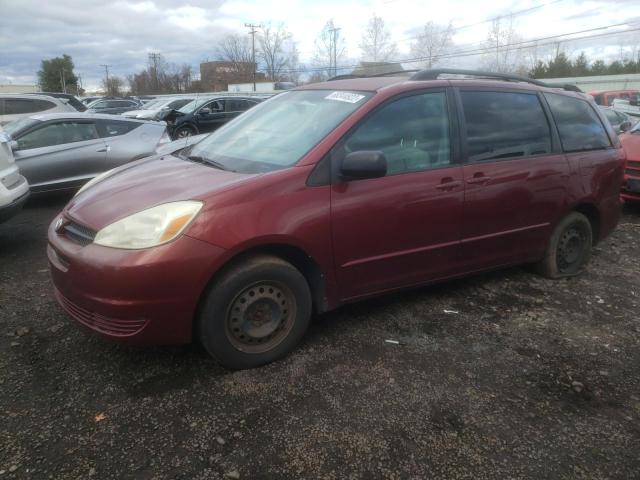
[571,202,601,244]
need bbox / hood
[65,154,256,230]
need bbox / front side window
[17,121,99,149]
[544,93,611,152]
[187,90,373,173]
[461,91,552,163]
[342,92,451,175]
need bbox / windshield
[3,117,41,137]
[187,90,372,173]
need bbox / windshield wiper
[185,155,229,171]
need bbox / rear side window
[343,91,451,175]
[2,98,56,115]
[544,93,611,152]
[16,121,99,149]
[97,120,140,137]
[168,99,192,110]
[461,91,552,162]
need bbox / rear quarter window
[97,120,141,137]
[544,93,611,153]
[2,98,56,115]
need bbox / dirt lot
[1,195,640,480]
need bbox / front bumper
[0,189,29,223]
[48,214,226,345]
[621,175,640,202]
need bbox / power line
[276,22,640,74]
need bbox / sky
[1,0,639,91]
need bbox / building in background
[199,61,265,91]
[0,84,39,93]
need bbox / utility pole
[245,23,261,92]
[100,64,111,94]
[148,53,162,92]
[59,69,67,93]
[328,26,341,77]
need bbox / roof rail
[410,68,548,87]
[327,70,418,81]
[545,83,583,93]
[327,74,362,81]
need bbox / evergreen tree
[37,54,79,93]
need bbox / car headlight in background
[75,168,117,197]
[94,201,203,249]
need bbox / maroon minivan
[48,69,625,369]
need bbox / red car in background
[589,89,640,106]
[620,125,640,201]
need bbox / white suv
[0,94,76,126]
[0,128,29,223]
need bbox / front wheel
[535,212,593,279]
[174,126,195,139]
[197,255,312,369]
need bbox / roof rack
[409,68,582,92]
[327,70,419,82]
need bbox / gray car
[3,113,169,193]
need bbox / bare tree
[410,21,454,68]
[359,14,397,62]
[313,19,347,79]
[103,76,124,96]
[483,16,526,73]
[215,34,255,78]
[258,23,297,81]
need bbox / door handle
[467,173,491,185]
[96,145,110,153]
[435,178,462,191]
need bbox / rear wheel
[536,212,592,279]
[197,255,312,369]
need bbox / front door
[14,120,107,192]
[456,89,570,269]
[197,99,228,133]
[330,90,464,300]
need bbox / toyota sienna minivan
[48,69,625,369]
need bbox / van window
[461,91,552,163]
[343,92,451,175]
[544,93,611,152]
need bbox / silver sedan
[2,113,169,193]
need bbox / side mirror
[9,140,19,151]
[620,120,632,133]
[340,151,387,180]
[199,108,212,115]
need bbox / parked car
[0,127,29,223]
[589,89,640,107]
[0,94,76,126]
[600,107,636,134]
[80,96,102,106]
[29,93,87,112]
[162,96,262,139]
[3,113,169,193]
[121,97,195,121]
[85,98,142,115]
[48,70,624,369]
[619,123,640,202]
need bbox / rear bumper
[48,215,227,345]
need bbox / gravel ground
[1,195,640,480]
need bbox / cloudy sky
[1,0,639,90]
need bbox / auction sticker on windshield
[325,91,366,103]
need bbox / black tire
[174,126,196,139]
[535,212,593,279]
[197,255,312,369]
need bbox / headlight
[94,201,203,249]
[75,169,117,197]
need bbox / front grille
[55,289,148,337]
[63,221,96,246]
